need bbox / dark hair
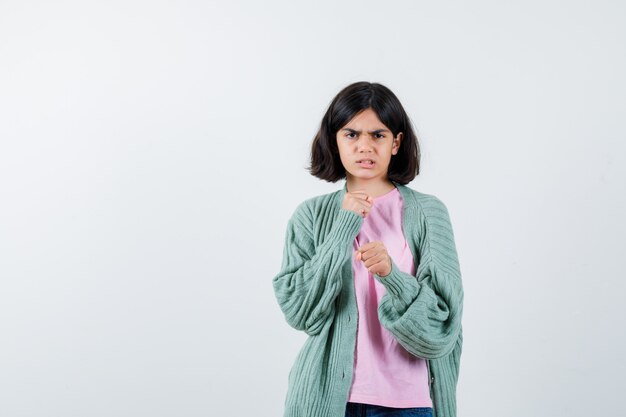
[307,81,420,185]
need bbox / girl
[272,82,463,417]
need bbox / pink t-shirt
[347,187,433,408]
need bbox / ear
[392,132,403,155]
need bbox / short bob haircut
[307,81,420,185]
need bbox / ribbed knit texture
[272,181,464,417]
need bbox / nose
[356,136,375,152]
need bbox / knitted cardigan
[272,180,464,417]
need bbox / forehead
[343,108,387,128]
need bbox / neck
[345,177,396,198]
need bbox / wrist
[377,255,392,278]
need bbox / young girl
[272,82,463,417]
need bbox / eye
[375,133,385,139]
[346,132,357,139]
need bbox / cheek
[336,143,349,158]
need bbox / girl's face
[336,107,402,184]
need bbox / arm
[272,204,363,336]
[375,196,463,359]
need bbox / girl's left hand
[354,241,392,278]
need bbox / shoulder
[405,186,452,234]
[400,188,460,269]
[289,189,340,228]
[400,185,450,215]
[416,191,450,215]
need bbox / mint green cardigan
[272,180,464,417]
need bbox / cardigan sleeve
[272,204,363,336]
[374,196,463,359]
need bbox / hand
[342,190,373,218]
[354,241,392,278]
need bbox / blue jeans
[345,402,433,417]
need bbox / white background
[1,1,624,416]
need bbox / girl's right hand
[343,190,373,218]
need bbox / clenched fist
[354,241,392,278]
[342,190,373,218]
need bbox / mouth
[356,159,375,168]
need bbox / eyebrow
[341,128,390,134]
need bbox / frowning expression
[336,107,402,181]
